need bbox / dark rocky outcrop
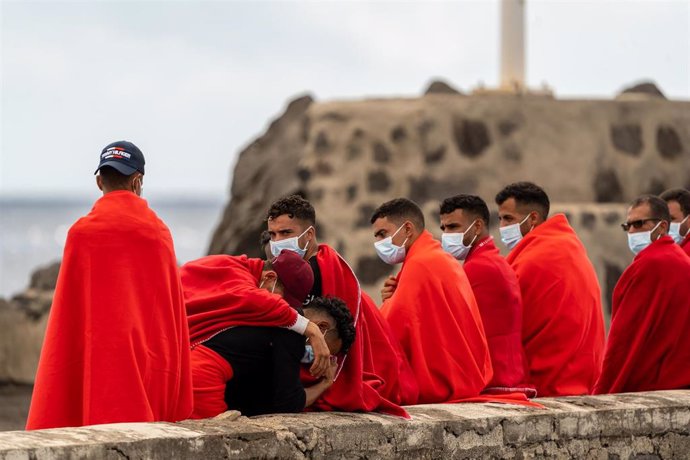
[453,118,491,158]
[207,94,314,257]
[356,256,393,286]
[657,125,683,160]
[594,169,624,203]
[610,123,643,156]
[423,79,462,95]
[618,81,666,99]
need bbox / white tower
[500,0,525,91]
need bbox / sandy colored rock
[208,93,687,310]
[618,81,667,100]
[0,300,49,384]
[424,79,462,95]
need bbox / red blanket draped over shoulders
[181,255,299,346]
[506,214,605,397]
[594,237,690,394]
[26,191,193,430]
[381,231,492,404]
[464,237,529,393]
[301,244,414,417]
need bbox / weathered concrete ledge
[1,391,689,459]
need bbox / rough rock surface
[0,262,57,384]
[1,390,689,459]
[208,93,688,306]
[208,94,314,258]
[424,79,463,95]
[617,81,667,100]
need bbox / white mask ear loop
[392,223,408,247]
[651,221,662,241]
[259,277,278,293]
[520,214,533,233]
[466,220,479,247]
[299,226,314,251]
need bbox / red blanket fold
[506,214,605,397]
[594,237,690,394]
[181,255,298,346]
[303,244,414,417]
[381,231,493,404]
[464,237,529,391]
[26,191,193,430]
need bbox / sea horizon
[0,193,227,299]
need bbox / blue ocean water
[0,195,226,298]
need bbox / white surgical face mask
[301,344,314,364]
[442,220,478,261]
[374,224,408,265]
[500,214,531,250]
[270,226,313,258]
[627,221,662,255]
[668,216,689,244]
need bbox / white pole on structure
[500,0,525,91]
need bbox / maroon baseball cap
[271,250,314,309]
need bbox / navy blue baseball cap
[94,141,145,176]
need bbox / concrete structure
[1,391,689,459]
[500,0,526,91]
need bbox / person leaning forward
[182,250,341,417]
[26,141,193,430]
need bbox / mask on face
[301,344,314,364]
[668,216,689,244]
[627,221,662,255]
[442,220,478,261]
[269,226,313,258]
[374,223,408,265]
[500,214,532,250]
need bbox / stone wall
[209,93,689,306]
[2,390,689,459]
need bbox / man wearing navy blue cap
[27,140,194,429]
[95,140,146,196]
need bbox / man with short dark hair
[659,188,690,256]
[27,141,193,429]
[594,195,690,394]
[371,198,492,404]
[439,194,531,396]
[495,182,605,397]
[266,195,416,416]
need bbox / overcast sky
[2,0,688,199]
